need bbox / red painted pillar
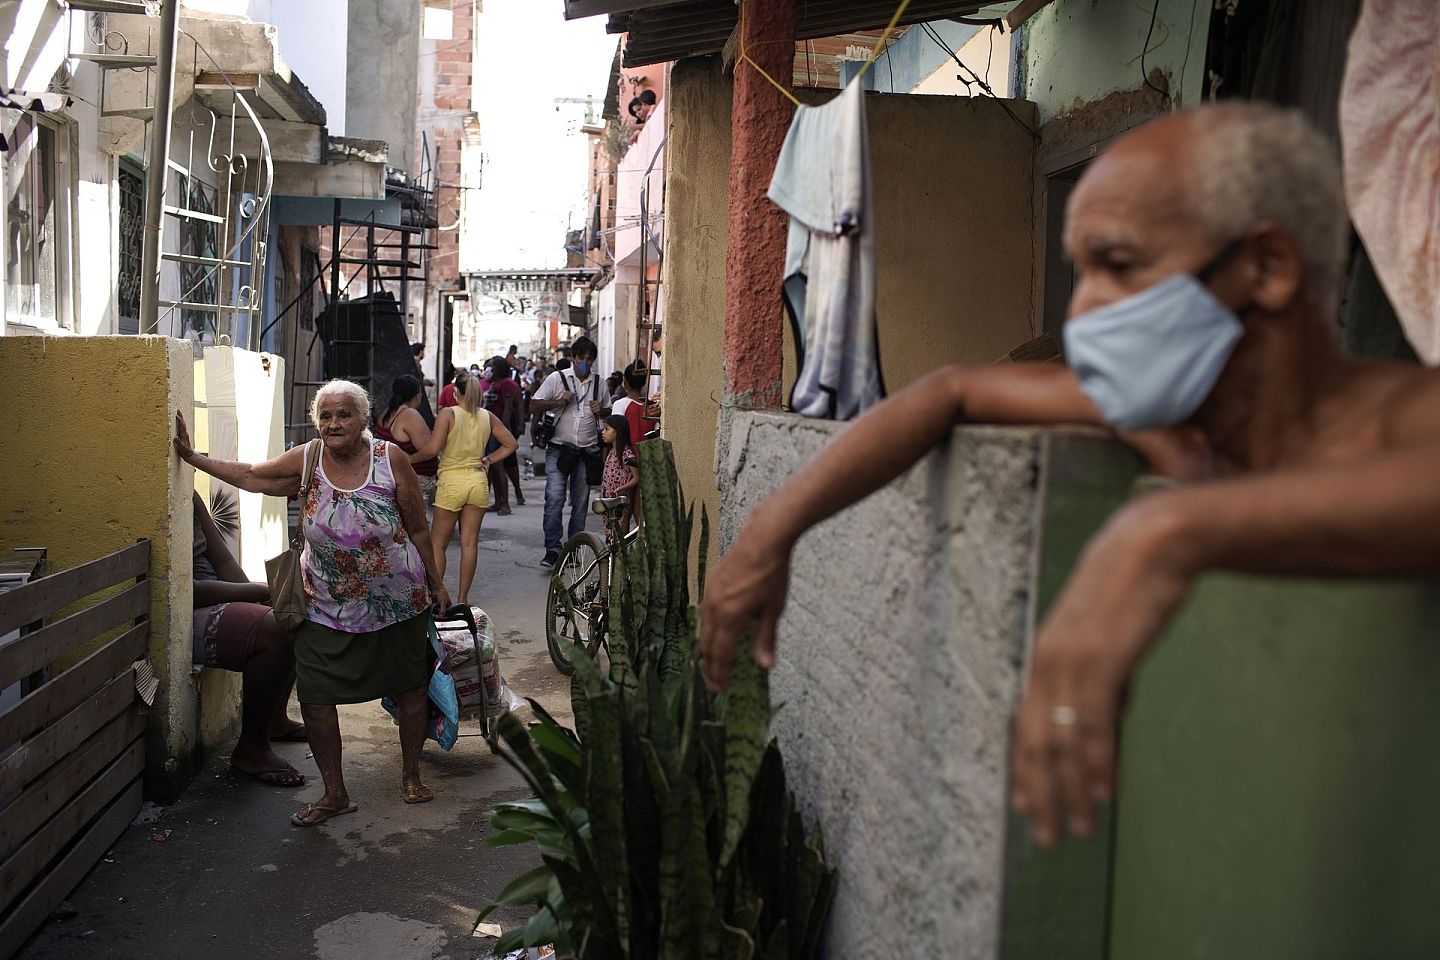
[722,0,797,410]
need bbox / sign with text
[467,277,567,324]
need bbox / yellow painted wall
[0,336,199,789]
[661,58,734,565]
[661,61,1036,561]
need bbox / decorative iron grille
[178,173,219,334]
[117,161,144,333]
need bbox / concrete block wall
[722,412,1043,959]
[0,336,200,793]
[728,416,1440,957]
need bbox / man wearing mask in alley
[699,101,1440,849]
[531,336,608,568]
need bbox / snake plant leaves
[573,648,631,949]
[491,863,559,908]
[719,639,772,871]
[657,748,716,960]
[698,503,711,602]
[529,698,581,746]
[484,440,834,959]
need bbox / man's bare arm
[699,361,1103,690]
[1013,441,1440,847]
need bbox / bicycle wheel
[546,531,608,675]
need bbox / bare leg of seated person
[268,669,305,741]
[207,605,306,787]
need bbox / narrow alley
[5,0,1440,958]
[20,463,581,960]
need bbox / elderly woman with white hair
[175,379,450,826]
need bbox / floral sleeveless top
[300,440,428,632]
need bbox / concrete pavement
[20,447,591,960]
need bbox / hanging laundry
[767,79,884,420]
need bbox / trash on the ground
[133,658,159,706]
[150,829,171,843]
[493,949,555,960]
[471,921,503,938]
[132,802,163,826]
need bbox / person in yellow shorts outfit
[410,369,518,605]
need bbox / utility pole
[139,0,180,335]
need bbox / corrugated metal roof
[568,1,1013,67]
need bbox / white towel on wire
[767,79,884,420]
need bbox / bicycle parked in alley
[545,495,636,674]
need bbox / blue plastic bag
[382,616,460,751]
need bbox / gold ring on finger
[1051,705,1079,727]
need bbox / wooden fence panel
[0,711,146,863]
[0,583,148,692]
[0,543,149,638]
[0,780,143,960]
[0,541,151,957]
[0,740,143,907]
[0,624,147,750]
[0,674,135,800]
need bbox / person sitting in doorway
[191,492,306,787]
[700,101,1440,849]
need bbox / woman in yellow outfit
[409,369,518,604]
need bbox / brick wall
[421,0,474,295]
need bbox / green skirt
[295,612,431,706]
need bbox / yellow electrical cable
[736,1,802,108]
[735,0,912,107]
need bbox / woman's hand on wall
[174,411,198,463]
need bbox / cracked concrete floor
[20,454,589,960]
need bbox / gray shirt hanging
[767,79,884,420]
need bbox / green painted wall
[1020,0,1210,122]
[1003,435,1440,958]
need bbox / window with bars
[178,173,219,335]
[117,160,144,333]
[4,116,62,329]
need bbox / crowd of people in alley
[152,0,1439,863]
[170,330,662,826]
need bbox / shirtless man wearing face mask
[699,101,1440,848]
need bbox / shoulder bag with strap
[265,438,322,632]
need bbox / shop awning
[566,1,1022,67]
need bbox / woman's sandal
[403,780,434,804]
[291,801,359,827]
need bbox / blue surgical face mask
[1063,242,1246,431]
[574,360,592,378]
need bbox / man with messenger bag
[530,335,608,568]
